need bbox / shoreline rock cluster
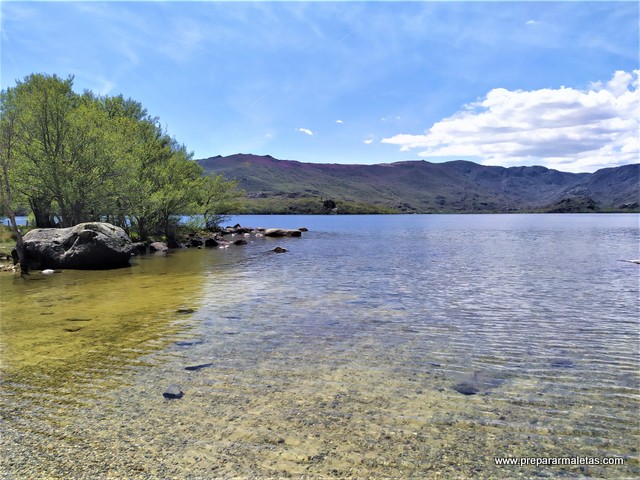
[7,222,307,272]
[139,225,305,255]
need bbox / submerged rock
[176,308,197,314]
[550,358,574,368]
[273,246,288,253]
[175,340,203,347]
[453,370,506,395]
[163,384,184,399]
[185,363,213,371]
[620,259,640,265]
[453,382,479,395]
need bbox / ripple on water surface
[1,214,639,478]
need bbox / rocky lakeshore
[1,222,307,273]
[143,225,305,254]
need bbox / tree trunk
[6,211,28,274]
[30,198,55,228]
[2,174,28,273]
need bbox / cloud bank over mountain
[382,70,639,173]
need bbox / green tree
[0,87,28,271]
[94,94,153,232]
[59,92,125,225]
[1,72,243,246]
[200,173,243,230]
[118,118,178,240]
[11,74,77,227]
[149,142,203,240]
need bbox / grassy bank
[0,225,17,254]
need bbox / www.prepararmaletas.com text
[494,456,625,467]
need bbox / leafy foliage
[0,74,241,240]
[199,174,243,230]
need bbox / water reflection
[1,215,639,478]
[1,250,210,373]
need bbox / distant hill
[197,154,640,214]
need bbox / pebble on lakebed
[176,308,197,314]
[184,363,213,371]
[550,358,575,368]
[453,382,480,395]
[163,384,184,399]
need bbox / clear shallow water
[1,214,638,479]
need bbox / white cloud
[382,70,640,172]
[297,128,314,136]
[526,19,537,25]
[336,119,344,124]
[364,139,374,145]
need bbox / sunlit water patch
[1,214,638,478]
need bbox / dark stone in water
[175,340,203,347]
[453,382,479,395]
[189,238,204,247]
[66,317,91,322]
[428,362,442,368]
[176,308,197,314]
[63,327,82,333]
[452,370,505,396]
[551,358,574,368]
[402,328,420,334]
[204,238,219,248]
[473,370,506,389]
[163,384,184,399]
[272,246,288,253]
[185,363,213,371]
[130,242,148,255]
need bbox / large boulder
[21,222,133,269]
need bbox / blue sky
[1,1,638,172]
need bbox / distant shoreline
[4,209,640,229]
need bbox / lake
[1,214,638,478]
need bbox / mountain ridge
[197,154,639,214]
